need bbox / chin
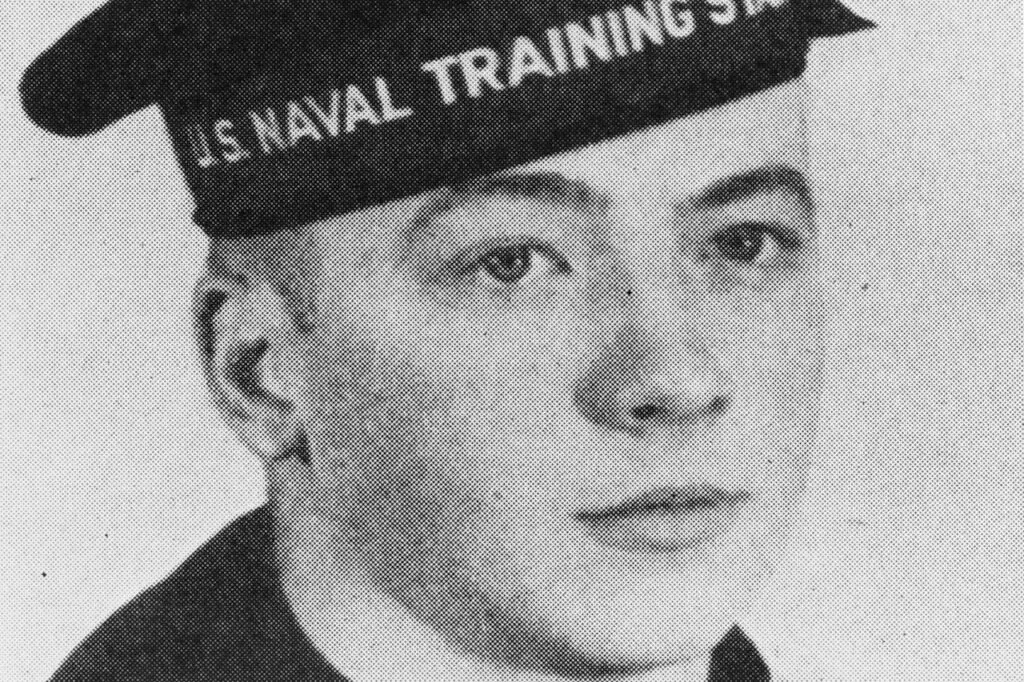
[521,623,727,680]
[487,592,737,679]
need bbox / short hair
[204,228,320,329]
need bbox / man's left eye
[710,223,795,264]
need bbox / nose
[575,317,734,435]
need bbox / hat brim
[20,0,185,137]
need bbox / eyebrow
[690,165,815,213]
[407,171,604,238]
[406,163,813,238]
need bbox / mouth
[576,486,752,553]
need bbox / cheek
[717,281,824,482]
[300,289,581,539]
[299,295,594,633]
[301,331,488,615]
[303,320,469,507]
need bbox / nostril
[707,395,732,414]
[628,393,731,425]
[630,403,667,422]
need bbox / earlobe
[193,273,308,464]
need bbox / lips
[577,486,752,553]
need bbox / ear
[193,273,308,465]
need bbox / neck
[273,503,712,682]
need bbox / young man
[22,1,871,680]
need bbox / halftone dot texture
[10,2,1024,681]
[21,1,877,681]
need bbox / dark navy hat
[22,0,871,238]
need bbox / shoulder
[47,506,340,682]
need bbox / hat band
[167,0,814,237]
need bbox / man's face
[297,81,822,674]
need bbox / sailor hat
[22,0,872,237]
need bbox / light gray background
[1,2,1021,680]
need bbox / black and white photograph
[1,1,1021,680]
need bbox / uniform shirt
[48,506,772,682]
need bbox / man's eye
[480,246,533,283]
[473,243,569,285]
[710,223,796,264]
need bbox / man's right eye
[463,240,572,287]
[709,222,801,266]
[479,245,535,283]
